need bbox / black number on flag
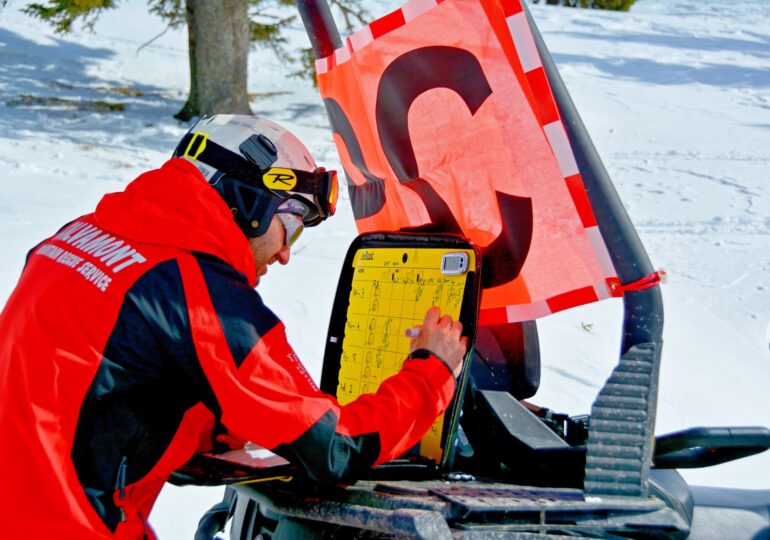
[324,46,534,288]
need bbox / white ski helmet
[173,114,338,238]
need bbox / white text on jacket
[34,221,149,293]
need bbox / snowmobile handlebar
[653,426,770,469]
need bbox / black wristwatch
[406,348,433,361]
[407,348,456,377]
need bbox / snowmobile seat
[470,320,541,400]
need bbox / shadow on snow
[553,51,770,88]
[0,27,187,152]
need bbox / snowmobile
[170,1,770,538]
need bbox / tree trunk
[175,0,251,121]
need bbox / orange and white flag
[316,0,621,324]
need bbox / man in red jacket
[0,114,467,538]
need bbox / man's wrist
[406,348,454,377]
[407,348,432,360]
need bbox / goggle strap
[176,132,337,227]
[177,132,330,199]
[178,132,269,186]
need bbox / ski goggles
[276,200,306,248]
[265,167,338,227]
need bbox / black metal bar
[295,0,343,59]
[520,1,664,499]
[520,2,663,356]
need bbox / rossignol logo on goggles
[263,168,297,190]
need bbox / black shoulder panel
[194,253,280,368]
[72,258,216,531]
[72,254,282,530]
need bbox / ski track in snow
[1,0,768,537]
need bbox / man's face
[248,215,291,285]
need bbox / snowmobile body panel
[227,478,691,539]
[688,486,770,540]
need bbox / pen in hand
[404,308,467,378]
[405,327,421,338]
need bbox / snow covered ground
[0,0,768,537]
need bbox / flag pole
[519,2,663,355]
[295,0,343,59]
[520,1,663,498]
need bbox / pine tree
[18,0,368,120]
[592,0,636,10]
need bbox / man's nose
[275,245,291,265]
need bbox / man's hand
[214,432,248,451]
[197,419,248,454]
[409,307,468,377]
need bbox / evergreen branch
[136,24,172,56]
[21,0,118,34]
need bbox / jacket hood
[95,158,256,285]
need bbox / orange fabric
[0,214,180,538]
[0,160,253,538]
[317,0,618,322]
[96,158,256,286]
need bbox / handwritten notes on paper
[336,247,474,462]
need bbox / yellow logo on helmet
[263,168,297,190]
[183,132,208,160]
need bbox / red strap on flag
[620,268,667,292]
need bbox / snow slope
[0,0,767,537]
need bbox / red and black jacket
[0,158,455,539]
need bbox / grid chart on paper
[336,246,474,461]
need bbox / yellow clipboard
[321,232,481,468]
